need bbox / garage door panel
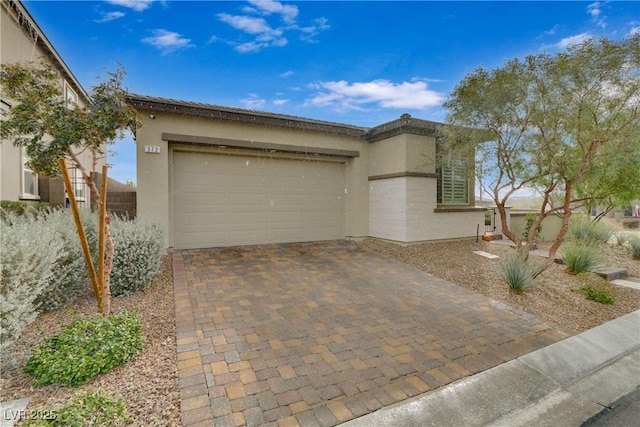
[173,151,345,248]
[226,193,267,206]
[271,210,306,221]
[270,196,307,209]
[181,213,231,225]
[230,230,270,245]
[180,193,226,204]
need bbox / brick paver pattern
[173,241,572,427]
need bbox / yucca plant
[627,236,640,260]
[501,254,537,292]
[560,243,603,274]
[568,216,616,244]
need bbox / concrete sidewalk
[340,310,640,427]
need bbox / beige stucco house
[128,95,485,250]
[0,0,101,208]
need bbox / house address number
[145,145,161,153]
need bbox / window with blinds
[437,158,468,204]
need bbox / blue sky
[22,0,640,184]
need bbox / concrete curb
[340,310,640,427]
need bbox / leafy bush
[109,217,165,297]
[501,254,537,292]
[560,243,603,274]
[568,215,615,244]
[627,236,640,260]
[522,212,543,241]
[35,210,91,312]
[25,389,132,426]
[0,200,50,219]
[24,310,143,386]
[578,280,615,305]
[0,213,65,363]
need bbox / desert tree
[0,61,139,314]
[443,36,640,275]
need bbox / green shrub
[0,200,50,219]
[522,213,543,241]
[0,213,65,364]
[501,254,537,292]
[24,310,143,386]
[35,210,92,312]
[25,389,132,426]
[628,236,640,260]
[578,282,615,304]
[560,243,603,274]
[109,217,165,297]
[568,215,615,244]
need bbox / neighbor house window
[64,83,78,107]
[68,167,86,204]
[437,157,468,205]
[21,148,39,199]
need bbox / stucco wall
[369,177,407,241]
[370,176,485,242]
[368,135,407,177]
[368,133,437,177]
[367,133,479,243]
[510,211,563,242]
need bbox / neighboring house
[128,95,485,250]
[0,0,102,208]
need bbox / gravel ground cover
[361,238,640,333]
[1,256,180,427]
[1,238,638,426]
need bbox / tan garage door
[172,151,346,249]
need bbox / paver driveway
[173,241,571,427]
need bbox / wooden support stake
[59,159,103,314]
[98,165,108,300]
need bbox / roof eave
[126,94,367,138]
[365,114,442,143]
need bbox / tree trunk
[67,152,113,316]
[533,184,573,278]
[84,168,113,316]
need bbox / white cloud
[246,0,298,24]
[280,70,294,78]
[106,0,155,12]
[95,11,125,23]
[142,29,192,54]
[273,99,289,106]
[218,14,271,35]
[218,13,287,52]
[587,2,606,28]
[235,42,262,53]
[308,79,443,111]
[241,94,266,109]
[298,17,331,42]
[556,33,592,49]
[216,1,328,53]
[628,26,640,37]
